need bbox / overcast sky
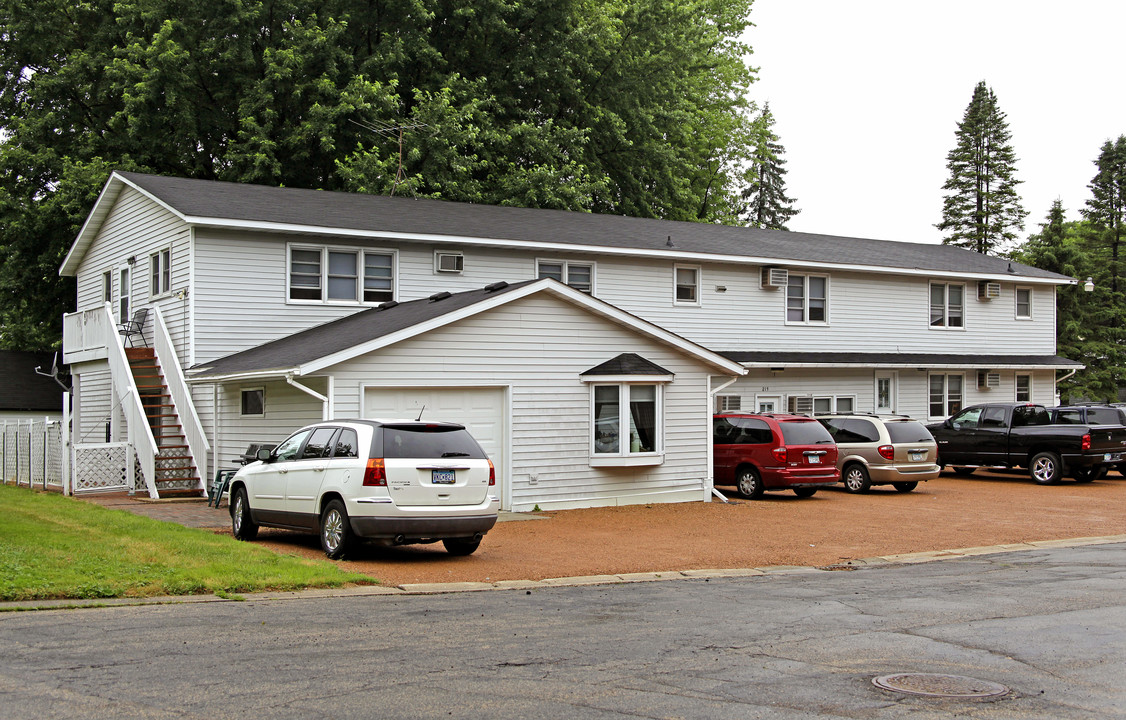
[743,0,1125,245]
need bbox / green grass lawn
[0,484,376,602]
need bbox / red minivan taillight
[488,458,496,486]
[1081,433,1091,452]
[362,458,387,486]
[771,447,788,464]
[878,445,895,461]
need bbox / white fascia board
[298,279,747,377]
[185,368,295,384]
[581,374,675,383]
[182,215,1072,287]
[739,361,1085,370]
[61,172,193,276]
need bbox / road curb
[5,534,1125,611]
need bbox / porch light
[1084,277,1095,292]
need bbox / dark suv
[713,413,839,498]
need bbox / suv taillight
[771,447,788,464]
[878,445,895,461]
[362,458,386,486]
[488,458,496,486]
[1081,433,1091,452]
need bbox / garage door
[364,387,507,506]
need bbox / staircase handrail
[101,303,159,498]
[152,306,210,490]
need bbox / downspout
[1057,369,1078,384]
[286,374,330,420]
[707,376,741,503]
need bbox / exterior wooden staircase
[126,348,202,497]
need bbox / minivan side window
[333,428,359,458]
[301,427,338,459]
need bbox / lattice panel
[73,444,132,493]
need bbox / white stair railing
[152,306,210,492]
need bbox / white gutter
[286,375,330,420]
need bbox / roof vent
[377,300,399,311]
[428,291,452,302]
[484,281,509,292]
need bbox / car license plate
[432,469,456,485]
[1105,453,1124,462]
[910,452,926,462]
[806,455,820,464]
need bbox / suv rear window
[820,417,880,443]
[381,424,488,459]
[885,420,934,443]
[778,420,834,445]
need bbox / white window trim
[813,395,856,413]
[929,282,966,331]
[117,264,131,323]
[928,372,965,419]
[784,273,830,325]
[1015,373,1032,403]
[240,387,265,417]
[1015,286,1033,320]
[587,382,665,466]
[535,258,596,294]
[149,247,172,299]
[286,242,397,306]
[673,264,701,306]
[102,270,113,305]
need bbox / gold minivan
[814,414,940,493]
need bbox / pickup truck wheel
[951,466,976,476]
[736,467,765,499]
[893,481,918,493]
[843,464,871,493]
[1030,452,1062,485]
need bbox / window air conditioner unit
[978,281,1001,300]
[977,371,1001,389]
[435,252,464,274]
[761,267,789,289]
[787,396,813,414]
[716,395,741,413]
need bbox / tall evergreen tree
[1081,136,1126,293]
[740,103,799,230]
[0,0,758,350]
[936,81,1026,255]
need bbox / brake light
[488,458,496,486]
[362,458,387,486]
[878,445,895,461]
[771,447,788,464]
[1082,433,1091,452]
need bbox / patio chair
[118,307,149,347]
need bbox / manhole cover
[872,673,1009,699]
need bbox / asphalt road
[2,542,1124,719]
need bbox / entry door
[756,395,781,413]
[364,386,507,507]
[875,373,896,413]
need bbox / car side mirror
[256,447,273,462]
[944,418,953,429]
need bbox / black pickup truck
[927,403,1126,484]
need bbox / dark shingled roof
[719,351,1083,368]
[117,172,1070,281]
[0,351,68,412]
[581,353,674,377]
[188,281,537,378]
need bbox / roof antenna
[416,405,426,421]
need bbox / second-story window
[150,248,171,297]
[289,245,395,304]
[537,260,593,293]
[1015,287,1032,319]
[786,273,827,323]
[103,270,113,305]
[930,282,964,328]
[674,265,700,305]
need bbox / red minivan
[713,413,840,498]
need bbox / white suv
[228,419,499,558]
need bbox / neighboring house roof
[62,171,1073,285]
[720,351,1084,370]
[186,279,747,381]
[0,351,68,412]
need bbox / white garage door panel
[364,387,506,502]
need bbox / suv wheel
[736,467,765,499]
[843,464,871,493]
[1030,451,1062,485]
[320,499,354,559]
[443,537,481,556]
[230,487,258,541]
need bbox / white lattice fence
[72,443,134,493]
[1,420,64,491]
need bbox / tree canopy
[0,0,759,350]
[740,102,799,230]
[936,81,1026,256]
